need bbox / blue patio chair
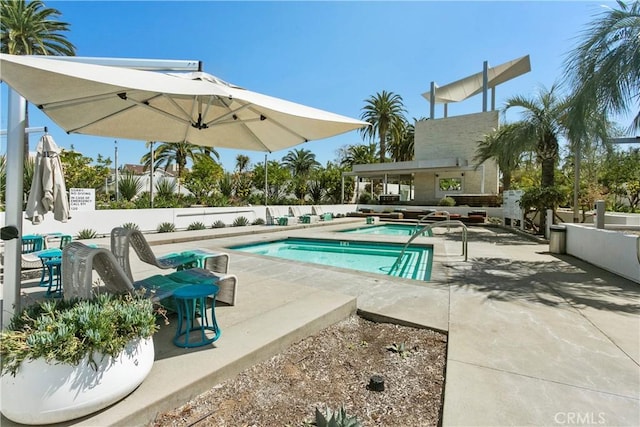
[21,235,43,254]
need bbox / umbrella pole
[264,153,268,207]
[2,89,26,328]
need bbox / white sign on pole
[503,190,524,229]
[69,188,95,211]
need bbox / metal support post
[2,89,26,327]
[482,61,488,112]
[430,81,437,119]
[595,200,605,229]
[150,141,155,208]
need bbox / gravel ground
[152,316,447,426]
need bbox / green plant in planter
[0,294,158,377]
[211,220,226,229]
[251,218,265,225]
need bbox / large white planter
[1,337,154,425]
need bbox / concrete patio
[3,219,639,426]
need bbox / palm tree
[281,148,320,176]
[387,119,416,162]
[474,124,528,191]
[0,0,75,55]
[360,91,407,163]
[564,0,640,132]
[1,0,76,158]
[503,85,568,189]
[140,142,203,197]
[235,154,250,173]
[339,143,379,168]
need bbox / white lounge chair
[110,227,237,305]
[266,206,298,225]
[312,205,333,220]
[62,242,237,306]
[289,206,319,224]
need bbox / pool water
[341,224,433,237]
[231,238,432,281]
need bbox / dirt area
[152,316,447,426]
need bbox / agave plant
[211,220,226,229]
[386,342,409,358]
[314,406,362,427]
[76,229,98,240]
[157,222,176,233]
[251,218,265,225]
[122,222,140,230]
[232,216,250,227]
[187,221,206,231]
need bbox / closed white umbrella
[0,54,367,152]
[25,134,70,225]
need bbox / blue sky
[0,1,624,171]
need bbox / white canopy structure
[422,55,531,118]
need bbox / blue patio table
[178,249,229,273]
[44,258,62,297]
[172,284,221,348]
[37,248,63,287]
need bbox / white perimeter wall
[565,224,640,284]
[1,205,359,237]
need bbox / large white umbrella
[25,134,70,225]
[0,54,367,151]
[0,54,367,324]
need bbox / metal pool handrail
[415,211,451,233]
[390,220,468,276]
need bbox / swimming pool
[341,224,433,237]
[231,238,432,281]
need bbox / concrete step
[72,284,357,426]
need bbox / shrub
[438,196,456,207]
[358,192,374,204]
[157,222,175,233]
[76,228,97,240]
[232,216,250,227]
[187,221,206,231]
[251,218,265,225]
[122,222,139,230]
[108,200,136,209]
[211,220,226,229]
[488,217,502,225]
